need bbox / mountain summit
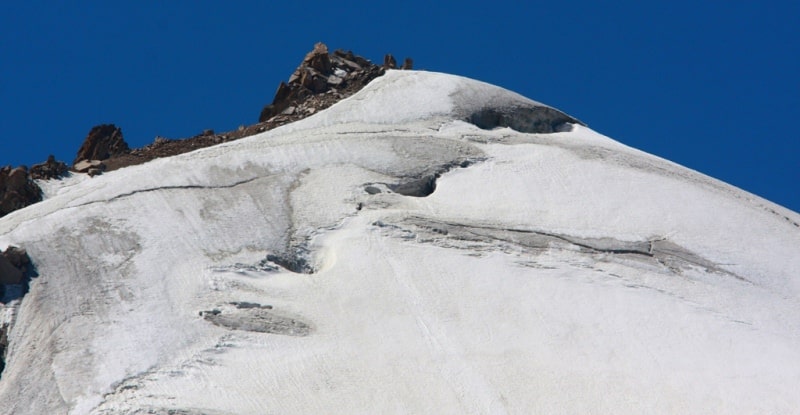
[1,67,799,414]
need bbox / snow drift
[1,70,799,414]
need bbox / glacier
[1,70,799,414]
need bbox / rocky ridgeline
[0,157,69,219]
[72,124,130,176]
[30,156,69,181]
[258,43,405,123]
[0,43,409,219]
[93,43,409,171]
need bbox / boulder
[73,159,105,173]
[401,58,414,70]
[73,124,130,166]
[305,43,332,73]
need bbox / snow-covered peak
[277,70,581,133]
[1,70,799,415]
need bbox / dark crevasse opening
[389,159,482,198]
[390,175,439,197]
[266,246,314,274]
[467,106,583,134]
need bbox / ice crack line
[67,176,265,209]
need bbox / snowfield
[1,70,799,414]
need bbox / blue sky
[2,1,798,212]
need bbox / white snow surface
[1,70,799,414]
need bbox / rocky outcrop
[259,43,412,123]
[1,43,405,211]
[383,54,397,69]
[91,44,410,173]
[4,45,410,177]
[0,166,41,218]
[0,246,30,379]
[73,124,130,167]
[0,247,29,285]
[73,159,105,177]
[0,156,68,217]
[30,155,68,180]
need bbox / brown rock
[0,166,41,218]
[334,50,371,68]
[2,246,29,270]
[73,159,104,173]
[333,55,362,71]
[259,104,279,123]
[73,124,130,166]
[383,54,397,69]
[257,43,387,132]
[30,155,69,180]
[6,167,27,189]
[401,58,413,70]
[273,82,294,103]
[305,43,332,74]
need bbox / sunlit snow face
[1,71,799,415]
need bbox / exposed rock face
[0,247,29,285]
[0,166,41,218]
[0,255,21,285]
[383,54,397,69]
[73,124,130,166]
[0,155,67,217]
[30,155,69,180]
[0,246,31,379]
[259,43,410,123]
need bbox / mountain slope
[1,70,799,414]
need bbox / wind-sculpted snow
[1,71,799,414]
[381,216,746,280]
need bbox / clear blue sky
[2,1,798,212]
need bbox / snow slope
[1,70,799,414]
